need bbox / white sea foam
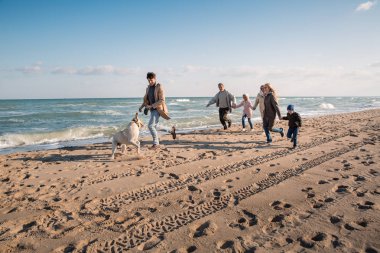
[319,103,335,109]
[174,99,191,102]
[0,126,115,149]
[79,110,124,116]
[6,118,25,123]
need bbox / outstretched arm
[206,93,218,107]
[252,96,259,110]
[234,101,244,109]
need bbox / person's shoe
[290,137,294,143]
[292,145,297,149]
[267,140,272,144]
[149,144,160,150]
[242,128,246,132]
[280,128,284,137]
[223,126,228,130]
[170,126,177,140]
[250,128,254,132]
[228,121,232,128]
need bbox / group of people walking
[139,72,302,150]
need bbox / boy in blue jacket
[282,104,302,149]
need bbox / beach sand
[0,109,379,253]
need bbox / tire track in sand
[89,141,365,252]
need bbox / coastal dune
[0,109,379,252]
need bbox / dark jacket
[264,93,282,120]
[282,112,302,128]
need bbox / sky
[0,0,379,99]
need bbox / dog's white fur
[111,113,144,159]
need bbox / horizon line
[1,95,380,101]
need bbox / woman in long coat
[262,83,284,143]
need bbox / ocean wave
[174,99,191,102]
[3,118,25,123]
[319,103,335,109]
[79,110,124,116]
[0,126,116,149]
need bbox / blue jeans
[287,127,299,146]
[148,109,160,145]
[242,114,253,129]
[263,127,283,142]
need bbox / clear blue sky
[0,0,379,98]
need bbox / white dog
[111,113,144,159]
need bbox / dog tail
[170,126,176,140]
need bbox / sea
[1,97,379,154]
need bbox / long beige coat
[141,83,170,120]
[253,92,265,119]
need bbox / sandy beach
[0,109,379,253]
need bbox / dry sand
[0,109,379,253]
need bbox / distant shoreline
[1,108,379,156]
[1,95,380,101]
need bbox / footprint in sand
[229,210,258,230]
[355,187,368,197]
[137,236,163,251]
[270,214,285,223]
[187,185,201,193]
[369,169,379,176]
[334,185,350,193]
[353,175,366,182]
[302,187,315,198]
[311,232,327,242]
[365,247,378,253]
[298,237,315,249]
[318,180,329,184]
[270,200,292,210]
[186,246,197,253]
[168,173,179,180]
[212,189,222,200]
[14,242,36,251]
[356,201,375,210]
[356,218,368,228]
[324,197,334,203]
[312,202,324,209]
[190,221,217,238]
[217,240,235,250]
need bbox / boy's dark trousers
[219,107,231,129]
[287,127,299,147]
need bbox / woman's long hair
[264,83,278,102]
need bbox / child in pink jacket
[234,94,254,131]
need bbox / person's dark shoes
[290,137,294,143]
[170,126,177,139]
[149,144,160,150]
[280,128,284,137]
[228,121,232,128]
[267,140,272,144]
[223,125,228,130]
[292,145,297,149]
